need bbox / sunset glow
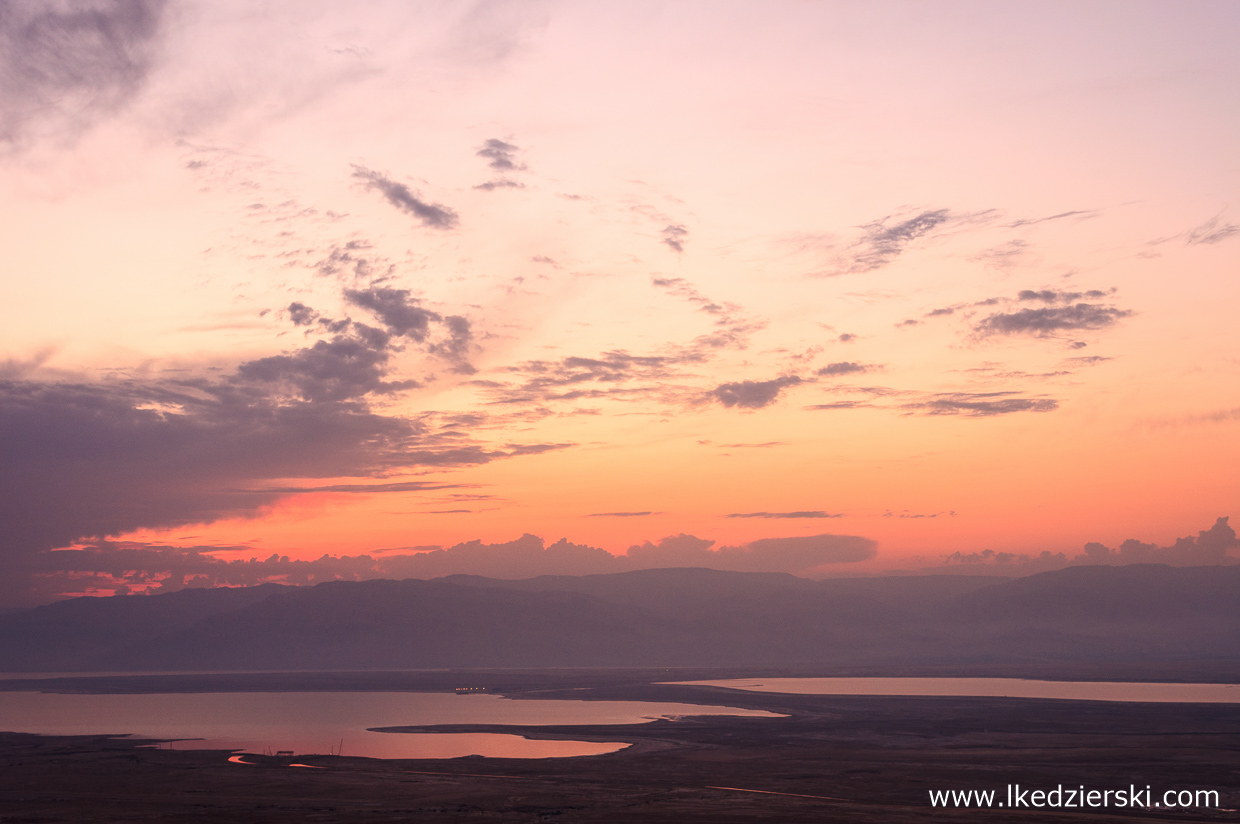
[2,0,1238,605]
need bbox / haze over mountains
[3,564,1237,673]
[10,517,1235,609]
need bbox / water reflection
[0,691,777,759]
[673,677,1240,703]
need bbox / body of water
[0,691,777,759]
[672,677,1240,703]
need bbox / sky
[1,0,1238,606]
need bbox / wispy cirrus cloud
[727,511,843,519]
[1185,214,1239,245]
[820,208,969,275]
[0,0,168,149]
[903,392,1058,417]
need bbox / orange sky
[2,1,1238,592]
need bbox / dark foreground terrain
[2,670,1238,823]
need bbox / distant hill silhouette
[0,566,1237,672]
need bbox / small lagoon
[0,690,779,759]
[672,677,1240,703]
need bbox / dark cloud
[287,302,319,327]
[1185,215,1239,245]
[836,333,857,343]
[476,138,523,171]
[925,307,955,317]
[0,0,167,148]
[0,296,511,607]
[351,165,459,230]
[236,320,422,403]
[815,362,869,377]
[0,374,431,606]
[727,511,843,519]
[344,287,439,341]
[428,314,477,375]
[341,287,475,373]
[711,376,802,409]
[904,392,1058,416]
[661,224,688,253]
[975,303,1132,337]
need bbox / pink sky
[1,1,1238,603]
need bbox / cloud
[474,138,527,190]
[661,224,689,252]
[0,0,167,149]
[236,324,417,402]
[287,302,319,327]
[903,392,1058,416]
[815,362,869,377]
[836,209,952,273]
[491,350,679,405]
[19,526,883,604]
[1016,289,1111,303]
[473,179,524,191]
[711,376,803,409]
[805,400,873,411]
[476,138,523,171]
[1005,210,1097,228]
[651,277,724,314]
[1079,517,1238,566]
[975,304,1132,337]
[969,239,1028,271]
[836,333,857,343]
[625,532,876,574]
[586,511,656,518]
[351,165,459,229]
[727,511,843,519]
[341,287,475,373]
[1149,406,1240,429]
[944,517,1238,574]
[344,287,439,341]
[487,280,762,408]
[1185,215,1239,245]
[0,291,513,606]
